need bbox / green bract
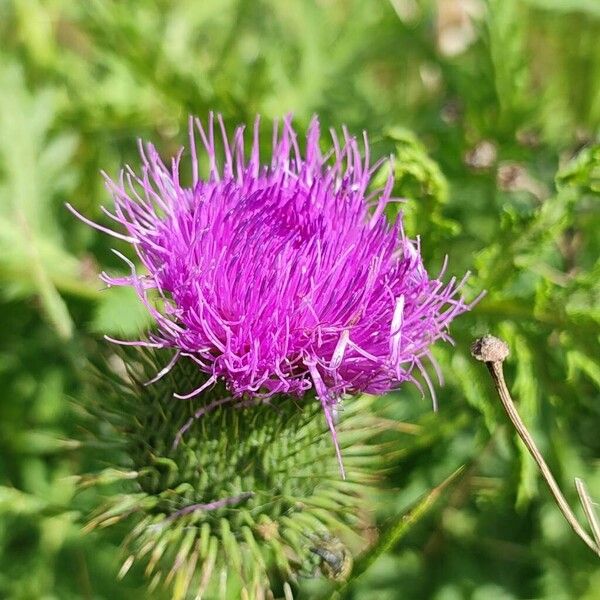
[84,349,392,599]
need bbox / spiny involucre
[86,349,390,599]
[69,114,474,476]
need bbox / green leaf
[0,61,79,338]
[377,128,459,255]
[556,143,600,195]
[91,286,154,337]
[566,350,600,388]
[524,0,600,17]
[487,0,532,126]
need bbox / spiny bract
[85,348,393,599]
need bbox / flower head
[68,114,473,476]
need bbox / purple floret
[68,114,476,478]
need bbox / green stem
[334,466,465,598]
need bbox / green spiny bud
[82,348,394,599]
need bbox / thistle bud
[86,348,390,598]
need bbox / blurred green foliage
[0,0,599,598]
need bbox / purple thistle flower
[68,114,475,478]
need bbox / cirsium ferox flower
[68,114,475,477]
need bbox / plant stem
[471,334,600,557]
[333,466,465,598]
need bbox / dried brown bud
[464,140,497,170]
[441,99,462,124]
[496,162,548,201]
[470,334,509,363]
[515,128,540,149]
[496,162,527,192]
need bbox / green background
[0,0,599,598]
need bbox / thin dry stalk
[471,334,600,558]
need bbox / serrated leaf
[0,61,80,338]
[556,144,600,195]
[566,350,600,388]
[374,127,459,256]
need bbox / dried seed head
[464,140,497,170]
[470,334,509,363]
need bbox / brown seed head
[470,334,509,363]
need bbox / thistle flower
[73,115,477,599]
[69,114,472,476]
